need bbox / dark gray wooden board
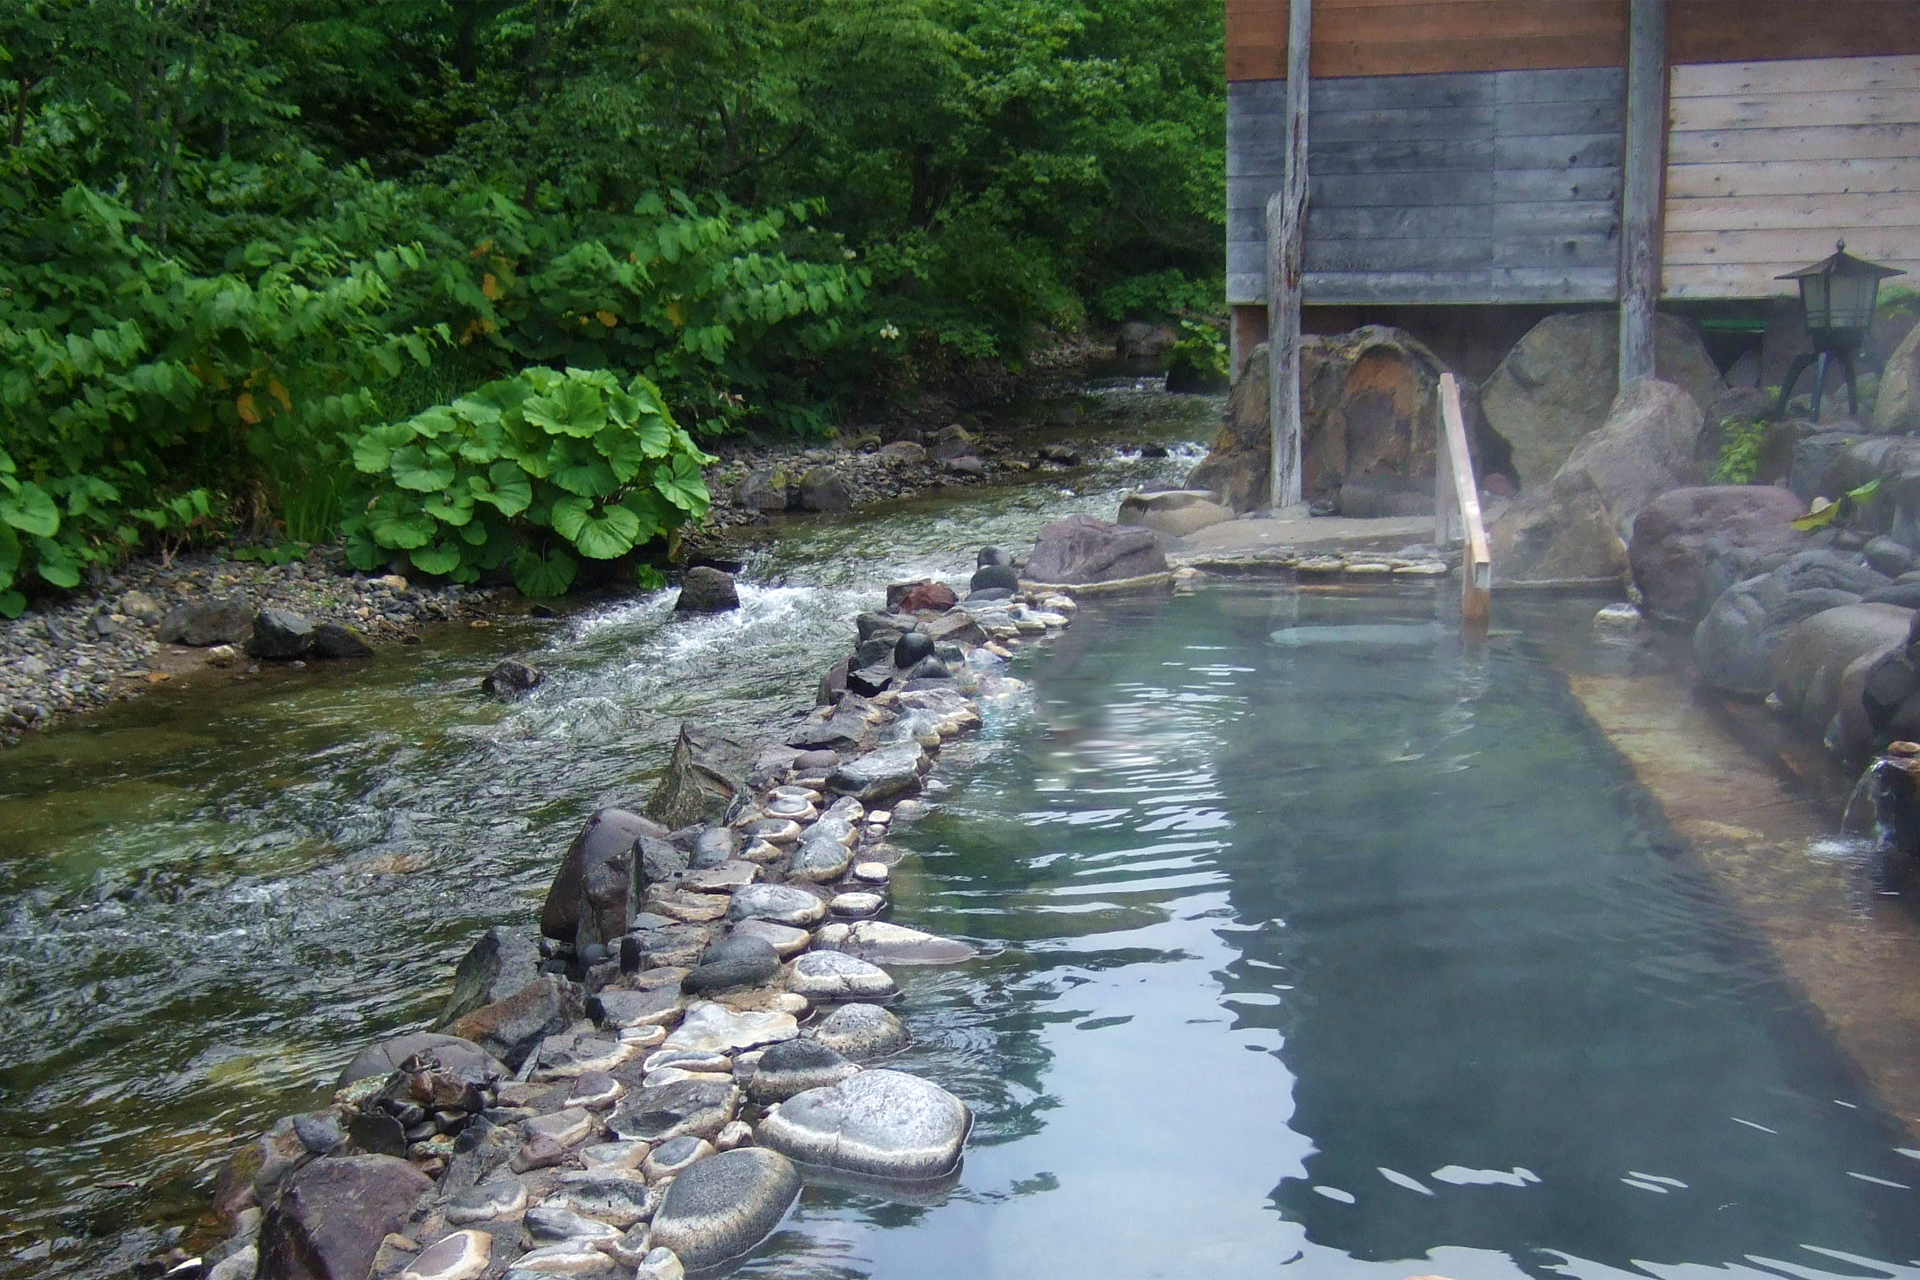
[1228,65,1627,305]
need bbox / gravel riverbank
[0,366,1191,746]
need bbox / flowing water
[4,381,1918,1278]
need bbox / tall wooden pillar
[1618,0,1666,386]
[1266,0,1310,512]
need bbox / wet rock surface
[758,1069,972,1181]
[649,1147,801,1270]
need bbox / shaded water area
[3,381,1918,1278]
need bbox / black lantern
[1774,240,1904,421]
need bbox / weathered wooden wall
[1663,54,1920,299]
[1229,0,1920,82]
[1227,67,1624,305]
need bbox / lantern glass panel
[1829,270,1880,332]
[1799,274,1832,331]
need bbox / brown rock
[1483,311,1722,489]
[256,1155,430,1280]
[887,580,959,614]
[1187,327,1489,511]
[1627,486,1806,624]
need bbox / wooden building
[1228,0,1920,379]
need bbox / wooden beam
[1618,0,1665,385]
[1268,0,1311,512]
[1438,373,1492,633]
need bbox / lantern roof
[1777,240,1906,282]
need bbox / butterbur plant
[343,367,713,597]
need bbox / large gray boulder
[758,1069,971,1182]
[1770,603,1913,742]
[649,1147,802,1271]
[157,597,253,646]
[1025,514,1166,584]
[437,927,543,1027]
[1874,321,1920,436]
[645,724,759,830]
[441,974,581,1069]
[1694,550,1892,694]
[1627,486,1807,624]
[256,1155,431,1280]
[674,566,740,614]
[1492,378,1706,586]
[540,807,664,946]
[1483,311,1722,489]
[826,742,928,803]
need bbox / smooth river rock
[804,1002,910,1061]
[758,1069,971,1182]
[649,1146,803,1271]
[607,1076,740,1144]
[825,742,929,803]
[663,1001,800,1054]
[257,1154,431,1280]
[813,920,977,965]
[746,1039,862,1104]
[786,950,899,1002]
[727,884,828,928]
[400,1229,490,1280]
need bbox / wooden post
[1618,0,1666,386]
[1266,0,1310,513]
[1438,374,1492,633]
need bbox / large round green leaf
[653,452,710,514]
[570,505,642,559]
[391,445,457,492]
[522,377,607,438]
[409,540,464,576]
[512,547,578,597]
[471,461,533,516]
[0,481,60,538]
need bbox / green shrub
[1712,417,1770,484]
[343,366,714,597]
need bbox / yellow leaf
[236,392,260,426]
[268,379,291,411]
[470,238,495,260]
[666,300,686,327]
[596,310,618,327]
[481,273,502,301]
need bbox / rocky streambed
[180,558,1081,1280]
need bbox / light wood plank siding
[1227,67,1624,305]
[1663,55,1920,299]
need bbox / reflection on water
[0,381,1211,1274]
[740,589,1920,1280]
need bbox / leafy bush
[0,183,438,615]
[343,367,713,597]
[1096,271,1222,324]
[1711,417,1769,484]
[1167,319,1230,381]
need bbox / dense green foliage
[346,366,712,596]
[0,0,1223,610]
